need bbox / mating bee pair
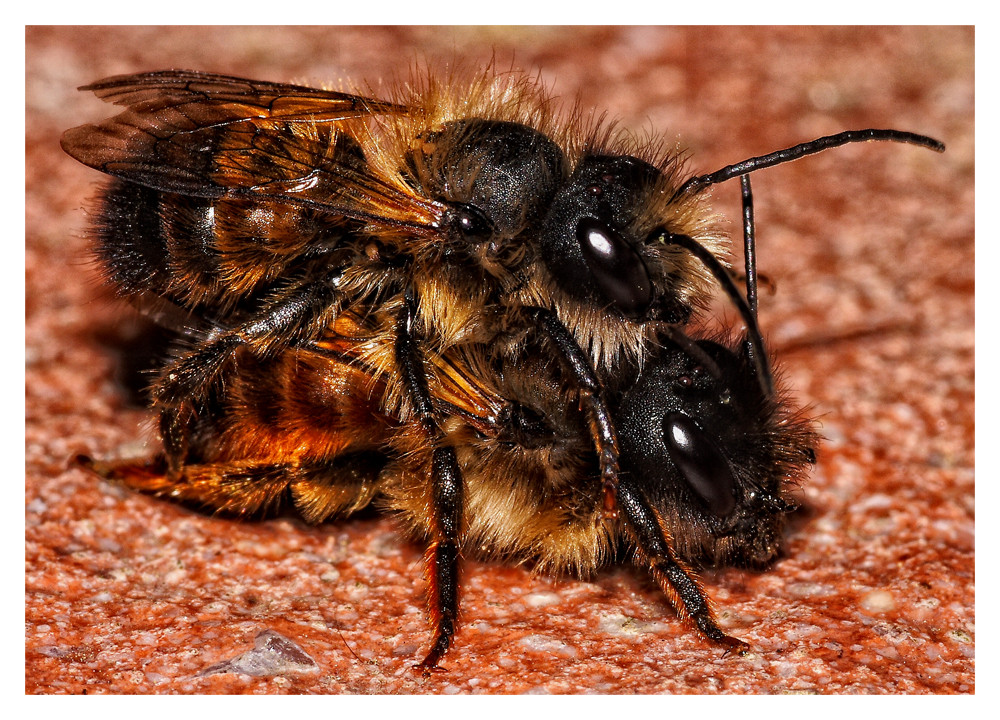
[62,67,943,671]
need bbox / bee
[79,274,817,670]
[63,67,943,671]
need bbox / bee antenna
[740,174,758,319]
[676,129,945,196]
[659,232,775,398]
[740,173,763,373]
[660,324,723,380]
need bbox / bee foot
[719,635,750,657]
[412,660,447,677]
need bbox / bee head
[536,154,697,325]
[410,118,567,265]
[614,336,817,568]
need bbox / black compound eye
[663,412,737,516]
[449,204,494,243]
[576,217,653,317]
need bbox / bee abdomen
[93,179,174,297]
[94,179,361,315]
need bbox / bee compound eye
[575,217,653,318]
[663,412,737,517]
[450,204,494,243]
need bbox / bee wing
[70,70,405,114]
[62,70,442,228]
[313,312,504,433]
[431,351,506,434]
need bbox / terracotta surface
[26,26,974,694]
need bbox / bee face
[615,339,816,567]
[540,155,671,319]
[520,151,725,371]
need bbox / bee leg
[524,306,621,519]
[396,292,463,673]
[76,452,385,522]
[73,452,168,489]
[76,454,293,517]
[160,272,345,406]
[616,482,749,655]
[415,446,462,673]
[151,273,345,473]
[159,404,197,476]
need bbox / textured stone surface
[26,26,973,694]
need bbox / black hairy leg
[154,269,347,473]
[524,306,622,519]
[395,290,464,673]
[616,482,748,654]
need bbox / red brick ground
[26,26,973,694]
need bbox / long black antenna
[660,232,774,398]
[670,128,944,393]
[740,173,760,371]
[677,129,945,196]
